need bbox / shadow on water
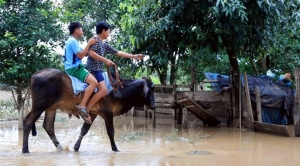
[1,114,300,165]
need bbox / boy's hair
[96,21,111,34]
[68,22,82,35]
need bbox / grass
[55,114,68,122]
[166,128,180,141]
[187,150,212,155]
[0,100,18,119]
[118,129,149,142]
[150,75,161,84]
[165,126,211,144]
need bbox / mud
[1,114,300,166]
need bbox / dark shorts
[92,71,104,82]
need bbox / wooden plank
[244,73,254,130]
[179,91,231,102]
[176,85,190,89]
[176,97,220,126]
[255,86,262,122]
[155,93,175,102]
[254,122,295,137]
[294,68,300,136]
[202,80,220,83]
[155,84,174,88]
[155,93,177,108]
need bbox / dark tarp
[204,72,294,124]
[261,106,288,125]
[245,75,294,114]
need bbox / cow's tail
[32,123,37,136]
[29,68,64,136]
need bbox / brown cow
[22,68,155,153]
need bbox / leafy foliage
[0,0,64,112]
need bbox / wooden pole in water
[239,77,242,130]
[255,86,262,122]
[173,82,177,121]
[293,68,300,136]
[243,72,254,130]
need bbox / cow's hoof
[73,145,79,152]
[73,141,81,152]
[56,145,63,151]
[22,149,30,153]
[112,149,120,152]
[32,131,37,136]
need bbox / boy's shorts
[92,70,104,82]
[66,64,90,82]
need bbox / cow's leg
[73,114,97,152]
[42,108,61,150]
[105,113,119,152]
[22,109,45,153]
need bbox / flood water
[1,114,300,166]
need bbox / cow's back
[31,68,65,111]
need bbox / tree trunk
[169,55,177,85]
[227,49,240,122]
[260,53,268,74]
[156,68,167,85]
[16,79,24,129]
[249,56,259,75]
[293,68,300,136]
[155,61,168,85]
[191,64,195,91]
[25,85,31,116]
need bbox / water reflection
[0,115,300,165]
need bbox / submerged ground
[0,90,300,165]
[1,115,300,166]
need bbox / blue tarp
[204,72,229,92]
[262,106,288,125]
[204,72,294,124]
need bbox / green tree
[0,0,64,128]
[266,3,300,76]
[117,0,300,121]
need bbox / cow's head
[142,77,156,110]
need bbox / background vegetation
[1,0,299,126]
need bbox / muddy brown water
[1,114,300,166]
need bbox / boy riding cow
[64,21,143,124]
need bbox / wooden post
[243,72,254,129]
[173,82,177,121]
[177,108,183,125]
[144,105,147,118]
[293,68,300,136]
[191,64,195,91]
[239,77,242,129]
[255,86,262,122]
[182,108,188,129]
[152,109,156,128]
[131,107,135,117]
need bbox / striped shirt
[86,38,118,72]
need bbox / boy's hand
[87,37,97,46]
[284,73,291,80]
[105,59,115,67]
[134,54,144,60]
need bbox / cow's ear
[143,79,149,98]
